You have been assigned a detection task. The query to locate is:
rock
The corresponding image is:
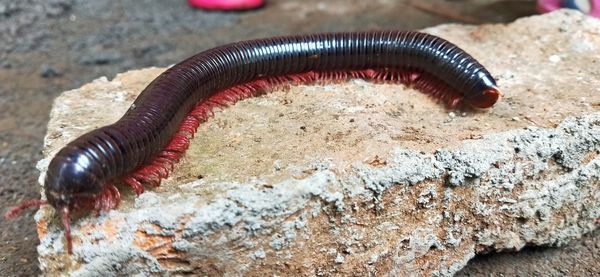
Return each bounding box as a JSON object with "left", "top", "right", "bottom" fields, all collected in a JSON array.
[
  {"left": 35, "top": 10, "right": 600, "bottom": 276},
  {"left": 76, "top": 46, "right": 123, "bottom": 65},
  {"left": 38, "top": 63, "right": 62, "bottom": 78}
]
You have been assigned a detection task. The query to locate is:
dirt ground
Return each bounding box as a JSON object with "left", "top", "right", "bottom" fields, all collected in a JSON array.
[{"left": 0, "top": 0, "right": 597, "bottom": 276}]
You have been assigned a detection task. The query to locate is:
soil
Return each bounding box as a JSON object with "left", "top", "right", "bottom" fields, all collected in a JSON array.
[{"left": 0, "top": 0, "right": 596, "bottom": 276}]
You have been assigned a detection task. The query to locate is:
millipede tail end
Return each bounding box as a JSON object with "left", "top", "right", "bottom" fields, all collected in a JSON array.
[{"left": 469, "top": 86, "right": 502, "bottom": 109}]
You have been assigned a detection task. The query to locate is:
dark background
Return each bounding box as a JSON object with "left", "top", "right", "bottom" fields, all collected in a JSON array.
[{"left": 1, "top": 0, "right": 598, "bottom": 276}]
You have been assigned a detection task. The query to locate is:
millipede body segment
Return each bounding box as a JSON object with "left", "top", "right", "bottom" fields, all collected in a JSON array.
[{"left": 6, "top": 31, "right": 500, "bottom": 254}]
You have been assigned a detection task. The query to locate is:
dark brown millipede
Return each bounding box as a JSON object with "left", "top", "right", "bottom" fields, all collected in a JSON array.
[{"left": 6, "top": 31, "right": 501, "bottom": 254}]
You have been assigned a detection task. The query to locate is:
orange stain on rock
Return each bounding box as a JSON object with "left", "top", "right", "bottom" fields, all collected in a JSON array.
[
  {"left": 134, "top": 229, "right": 173, "bottom": 253},
  {"left": 77, "top": 216, "right": 123, "bottom": 242},
  {"left": 36, "top": 218, "right": 48, "bottom": 238}
]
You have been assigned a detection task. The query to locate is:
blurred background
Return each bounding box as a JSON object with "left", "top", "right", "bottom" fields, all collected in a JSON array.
[{"left": 0, "top": 0, "right": 597, "bottom": 276}]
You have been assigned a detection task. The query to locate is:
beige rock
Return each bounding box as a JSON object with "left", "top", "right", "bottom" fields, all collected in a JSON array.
[{"left": 36, "top": 10, "right": 600, "bottom": 276}]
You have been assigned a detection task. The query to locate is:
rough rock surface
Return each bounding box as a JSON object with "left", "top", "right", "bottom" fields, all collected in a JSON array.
[{"left": 35, "top": 10, "right": 599, "bottom": 276}]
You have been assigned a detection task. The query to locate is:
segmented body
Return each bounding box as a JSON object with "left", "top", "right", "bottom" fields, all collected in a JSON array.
[{"left": 9, "top": 31, "right": 501, "bottom": 254}]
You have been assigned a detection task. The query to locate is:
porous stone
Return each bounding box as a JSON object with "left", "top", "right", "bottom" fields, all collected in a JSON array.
[{"left": 35, "top": 10, "right": 600, "bottom": 276}]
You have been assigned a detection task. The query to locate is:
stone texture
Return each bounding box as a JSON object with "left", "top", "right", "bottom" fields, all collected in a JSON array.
[{"left": 35, "top": 10, "right": 599, "bottom": 276}]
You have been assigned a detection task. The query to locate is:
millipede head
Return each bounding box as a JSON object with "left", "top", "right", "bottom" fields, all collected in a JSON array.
[{"left": 44, "top": 147, "right": 105, "bottom": 209}]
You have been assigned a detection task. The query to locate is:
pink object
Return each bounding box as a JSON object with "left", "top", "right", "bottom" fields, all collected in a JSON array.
[
  {"left": 537, "top": 0, "right": 562, "bottom": 13},
  {"left": 188, "top": 0, "right": 264, "bottom": 10},
  {"left": 537, "top": 0, "right": 600, "bottom": 17}
]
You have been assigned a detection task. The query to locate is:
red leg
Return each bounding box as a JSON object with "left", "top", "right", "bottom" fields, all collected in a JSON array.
[
  {"left": 91, "top": 183, "right": 121, "bottom": 213},
  {"left": 123, "top": 176, "right": 145, "bottom": 195},
  {"left": 118, "top": 67, "right": 465, "bottom": 197}
]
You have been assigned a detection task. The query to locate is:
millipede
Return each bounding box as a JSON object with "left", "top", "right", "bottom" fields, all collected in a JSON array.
[{"left": 5, "top": 31, "right": 501, "bottom": 254}]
